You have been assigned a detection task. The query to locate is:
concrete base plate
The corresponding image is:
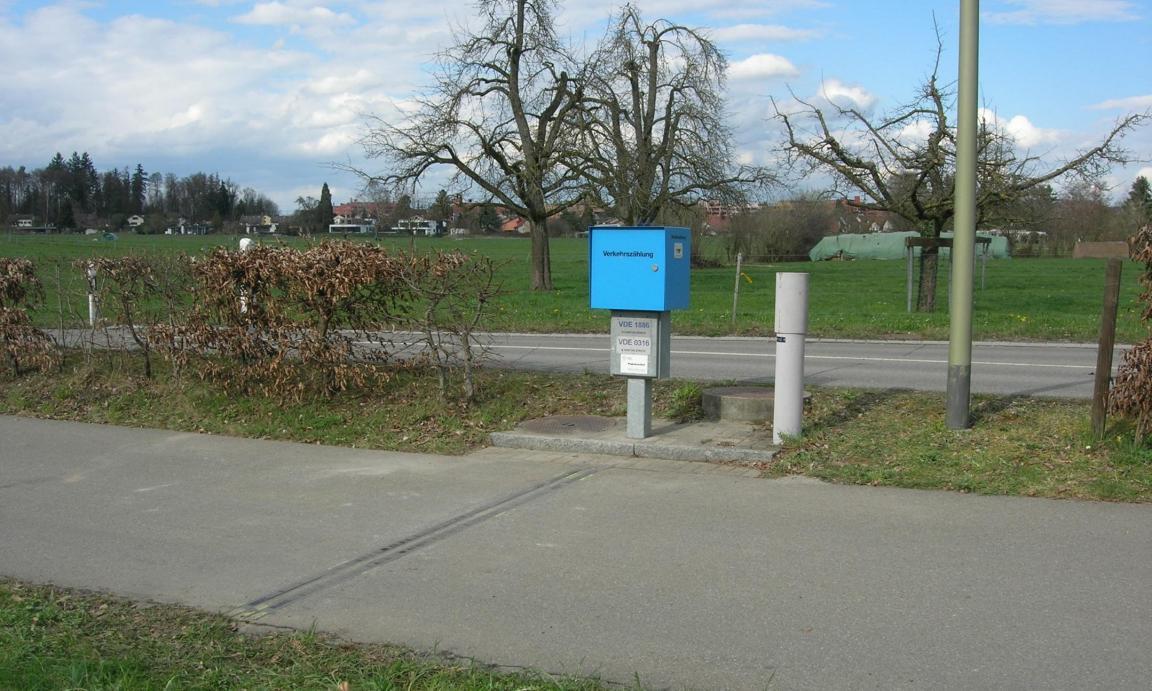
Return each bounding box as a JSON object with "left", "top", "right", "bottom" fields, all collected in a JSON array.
[
  {"left": 491, "top": 415, "right": 778, "bottom": 464},
  {"left": 702, "top": 386, "right": 774, "bottom": 422},
  {"left": 702, "top": 387, "right": 813, "bottom": 423}
]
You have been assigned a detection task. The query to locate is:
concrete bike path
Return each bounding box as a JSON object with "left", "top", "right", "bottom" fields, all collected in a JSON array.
[{"left": 2, "top": 415, "right": 1149, "bottom": 690}]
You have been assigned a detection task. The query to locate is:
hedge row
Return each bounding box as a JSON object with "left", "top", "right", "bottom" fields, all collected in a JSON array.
[{"left": 0, "top": 242, "right": 500, "bottom": 403}]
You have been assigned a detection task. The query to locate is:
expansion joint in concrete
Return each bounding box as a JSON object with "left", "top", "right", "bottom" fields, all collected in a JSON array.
[{"left": 231, "top": 466, "right": 600, "bottom": 620}]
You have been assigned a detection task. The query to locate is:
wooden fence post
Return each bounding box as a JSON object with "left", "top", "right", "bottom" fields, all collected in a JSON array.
[
  {"left": 731, "top": 252, "right": 743, "bottom": 328},
  {"left": 1092, "top": 258, "right": 1123, "bottom": 439}
]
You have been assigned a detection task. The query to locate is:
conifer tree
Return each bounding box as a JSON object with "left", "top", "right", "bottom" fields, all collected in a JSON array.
[
  {"left": 130, "top": 164, "right": 147, "bottom": 215},
  {"left": 318, "top": 182, "right": 335, "bottom": 231},
  {"left": 1125, "top": 176, "right": 1152, "bottom": 226}
]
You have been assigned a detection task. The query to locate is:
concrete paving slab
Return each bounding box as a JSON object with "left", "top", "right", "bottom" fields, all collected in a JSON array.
[
  {"left": 491, "top": 415, "right": 778, "bottom": 463},
  {"left": 0, "top": 416, "right": 572, "bottom": 609},
  {"left": 3, "top": 415, "right": 1151, "bottom": 690},
  {"left": 261, "top": 468, "right": 1152, "bottom": 690}
]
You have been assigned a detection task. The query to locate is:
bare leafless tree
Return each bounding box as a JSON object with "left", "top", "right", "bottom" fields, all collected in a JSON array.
[
  {"left": 774, "top": 47, "right": 1147, "bottom": 311},
  {"left": 358, "top": 0, "right": 583, "bottom": 290},
  {"left": 577, "top": 4, "right": 771, "bottom": 225}
]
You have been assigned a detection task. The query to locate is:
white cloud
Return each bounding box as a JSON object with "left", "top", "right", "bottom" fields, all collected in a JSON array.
[
  {"left": 233, "top": 2, "right": 355, "bottom": 27},
  {"left": 727, "top": 53, "right": 799, "bottom": 81},
  {"left": 1103, "top": 166, "right": 1152, "bottom": 200},
  {"left": 305, "top": 69, "right": 380, "bottom": 95},
  {"left": 295, "top": 130, "right": 358, "bottom": 155},
  {"left": 984, "top": 0, "right": 1139, "bottom": 25},
  {"left": 701, "top": 0, "right": 830, "bottom": 21},
  {"left": 980, "top": 109, "right": 1064, "bottom": 148},
  {"left": 167, "top": 104, "right": 207, "bottom": 129},
  {"left": 897, "top": 119, "right": 935, "bottom": 145},
  {"left": 1, "top": 0, "right": 1139, "bottom": 213},
  {"left": 1003, "top": 115, "right": 1063, "bottom": 148},
  {"left": 709, "top": 23, "right": 821, "bottom": 42},
  {"left": 818, "top": 79, "right": 875, "bottom": 110},
  {"left": 0, "top": 8, "right": 309, "bottom": 162},
  {"left": 1090, "top": 94, "right": 1152, "bottom": 110},
  {"left": 554, "top": 0, "right": 828, "bottom": 24}
]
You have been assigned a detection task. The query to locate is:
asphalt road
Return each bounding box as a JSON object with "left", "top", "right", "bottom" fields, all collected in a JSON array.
[
  {"left": 57, "top": 328, "right": 1126, "bottom": 399},
  {"left": 480, "top": 333, "right": 1129, "bottom": 398}
]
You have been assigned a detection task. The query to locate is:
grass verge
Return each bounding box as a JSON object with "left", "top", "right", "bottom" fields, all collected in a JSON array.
[
  {"left": 0, "top": 352, "right": 689, "bottom": 456},
  {"left": 2, "top": 353, "right": 1149, "bottom": 502},
  {"left": 0, "top": 579, "right": 606, "bottom": 690},
  {"left": 770, "top": 389, "right": 1152, "bottom": 502}
]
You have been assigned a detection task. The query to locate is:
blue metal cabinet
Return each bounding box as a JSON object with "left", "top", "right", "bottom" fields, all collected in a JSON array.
[{"left": 589, "top": 227, "right": 691, "bottom": 311}]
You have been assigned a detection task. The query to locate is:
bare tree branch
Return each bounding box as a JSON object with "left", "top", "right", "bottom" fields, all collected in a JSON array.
[
  {"left": 575, "top": 3, "right": 774, "bottom": 225},
  {"left": 350, "top": 0, "right": 582, "bottom": 290},
  {"left": 773, "top": 38, "right": 1148, "bottom": 311}
]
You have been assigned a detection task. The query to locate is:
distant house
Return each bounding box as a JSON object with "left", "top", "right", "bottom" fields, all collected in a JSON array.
[
  {"left": 393, "top": 217, "right": 444, "bottom": 236},
  {"left": 240, "top": 214, "right": 278, "bottom": 234},
  {"left": 334, "top": 200, "right": 391, "bottom": 220},
  {"left": 14, "top": 215, "right": 34, "bottom": 228},
  {"left": 500, "top": 217, "right": 527, "bottom": 234},
  {"left": 126, "top": 214, "right": 145, "bottom": 228},
  {"left": 329, "top": 219, "right": 376, "bottom": 234}
]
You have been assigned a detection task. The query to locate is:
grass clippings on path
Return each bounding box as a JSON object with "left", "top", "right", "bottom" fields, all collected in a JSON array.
[
  {"left": 770, "top": 389, "right": 1152, "bottom": 502},
  {"left": 0, "top": 580, "right": 606, "bottom": 690}
]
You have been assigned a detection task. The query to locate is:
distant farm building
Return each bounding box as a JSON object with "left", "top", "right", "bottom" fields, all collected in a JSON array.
[
  {"left": 808, "top": 231, "right": 1010, "bottom": 261},
  {"left": 166, "top": 219, "right": 211, "bottom": 235}
]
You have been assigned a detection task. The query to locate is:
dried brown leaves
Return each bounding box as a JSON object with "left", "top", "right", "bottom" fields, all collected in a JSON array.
[
  {"left": 158, "top": 242, "right": 498, "bottom": 401},
  {"left": 1110, "top": 226, "right": 1152, "bottom": 442},
  {"left": 0, "top": 257, "right": 59, "bottom": 375},
  {"left": 5, "top": 243, "right": 500, "bottom": 402}
]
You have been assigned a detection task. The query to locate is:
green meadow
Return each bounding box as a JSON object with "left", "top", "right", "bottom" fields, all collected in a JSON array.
[{"left": 1, "top": 231, "right": 1145, "bottom": 342}]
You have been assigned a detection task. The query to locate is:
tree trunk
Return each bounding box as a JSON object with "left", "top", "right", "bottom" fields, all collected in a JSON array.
[
  {"left": 530, "top": 217, "right": 553, "bottom": 291},
  {"left": 917, "top": 245, "right": 939, "bottom": 312}
]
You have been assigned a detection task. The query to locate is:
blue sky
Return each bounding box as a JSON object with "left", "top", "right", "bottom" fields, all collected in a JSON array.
[{"left": 1, "top": 0, "right": 1149, "bottom": 211}]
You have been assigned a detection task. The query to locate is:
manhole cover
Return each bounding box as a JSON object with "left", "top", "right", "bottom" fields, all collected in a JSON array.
[{"left": 519, "top": 415, "right": 615, "bottom": 434}]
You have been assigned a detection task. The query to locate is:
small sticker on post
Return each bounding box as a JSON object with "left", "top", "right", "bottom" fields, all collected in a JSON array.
[
  {"left": 777, "top": 335, "right": 786, "bottom": 343},
  {"left": 620, "top": 354, "right": 650, "bottom": 375},
  {"left": 673, "top": 242, "right": 684, "bottom": 259}
]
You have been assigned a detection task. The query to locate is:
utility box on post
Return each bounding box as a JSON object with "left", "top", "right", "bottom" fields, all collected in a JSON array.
[
  {"left": 589, "top": 226, "right": 691, "bottom": 438},
  {"left": 590, "top": 226, "right": 691, "bottom": 312}
]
